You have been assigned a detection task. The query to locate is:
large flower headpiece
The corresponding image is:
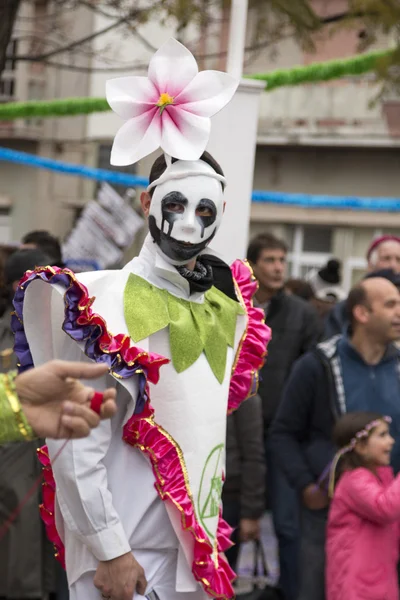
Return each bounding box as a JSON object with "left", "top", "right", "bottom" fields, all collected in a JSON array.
[{"left": 106, "top": 38, "right": 239, "bottom": 167}]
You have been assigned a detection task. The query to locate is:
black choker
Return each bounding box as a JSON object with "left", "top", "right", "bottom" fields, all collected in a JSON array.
[{"left": 176, "top": 258, "right": 213, "bottom": 293}]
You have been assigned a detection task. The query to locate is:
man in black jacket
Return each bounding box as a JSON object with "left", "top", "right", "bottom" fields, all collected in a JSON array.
[
  {"left": 222, "top": 395, "right": 266, "bottom": 571},
  {"left": 270, "top": 277, "right": 400, "bottom": 600},
  {"left": 248, "top": 233, "right": 321, "bottom": 600}
]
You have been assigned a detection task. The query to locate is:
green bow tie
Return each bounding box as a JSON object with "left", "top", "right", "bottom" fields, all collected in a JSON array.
[{"left": 124, "top": 274, "right": 245, "bottom": 383}]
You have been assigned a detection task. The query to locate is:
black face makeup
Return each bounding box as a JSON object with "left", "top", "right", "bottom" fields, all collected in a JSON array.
[
  {"left": 149, "top": 191, "right": 218, "bottom": 262},
  {"left": 149, "top": 166, "right": 224, "bottom": 265},
  {"left": 160, "top": 192, "right": 217, "bottom": 240},
  {"left": 148, "top": 215, "right": 217, "bottom": 262},
  {"left": 161, "top": 192, "right": 188, "bottom": 238},
  {"left": 195, "top": 198, "right": 217, "bottom": 238}
]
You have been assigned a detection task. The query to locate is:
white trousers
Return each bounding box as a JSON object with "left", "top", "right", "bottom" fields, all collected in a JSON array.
[{"left": 69, "top": 550, "right": 208, "bottom": 600}]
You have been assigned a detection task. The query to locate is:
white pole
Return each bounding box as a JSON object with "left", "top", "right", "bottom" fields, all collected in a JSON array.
[{"left": 226, "top": 0, "right": 248, "bottom": 79}]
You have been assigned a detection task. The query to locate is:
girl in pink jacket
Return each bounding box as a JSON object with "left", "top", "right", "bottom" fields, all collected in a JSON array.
[{"left": 326, "top": 410, "right": 400, "bottom": 600}]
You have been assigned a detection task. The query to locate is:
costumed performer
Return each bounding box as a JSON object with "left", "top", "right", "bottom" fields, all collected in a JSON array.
[{"left": 12, "top": 38, "right": 271, "bottom": 600}]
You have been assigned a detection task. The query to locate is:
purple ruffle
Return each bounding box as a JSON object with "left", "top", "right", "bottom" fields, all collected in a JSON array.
[{"left": 12, "top": 267, "right": 168, "bottom": 414}]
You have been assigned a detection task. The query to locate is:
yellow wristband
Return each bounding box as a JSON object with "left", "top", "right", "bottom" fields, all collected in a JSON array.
[{"left": 3, "top": 371, "right": 35, "bottom": 441}]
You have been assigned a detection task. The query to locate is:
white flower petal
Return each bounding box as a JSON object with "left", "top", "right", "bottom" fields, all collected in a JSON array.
[
  {"left": 106, "top": 76, "right": 158, "bottom": 119},
  {"left": 148, "top": 38, "right": 198, "bottom": 98},
  {"left": 110, "top": 108, "right": 160, "bottom": 166},
  {"left": 176, "top": 70, "right": 239, "bottom": 117},
  {"left": 161, "top": 106, "right": 210, "bottom": 160}
]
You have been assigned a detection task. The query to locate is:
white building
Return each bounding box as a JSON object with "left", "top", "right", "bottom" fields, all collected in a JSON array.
[
  {"left": 0, "top": 0, "right": 94, "bottom": 241},
  {"left": 2, "top": 1, "right": 400, "bottom": 287}
]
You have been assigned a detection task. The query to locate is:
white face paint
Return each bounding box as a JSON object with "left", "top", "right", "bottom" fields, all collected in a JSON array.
[{"left": 148, "top": 160, "right": 225, "bottom": 265}]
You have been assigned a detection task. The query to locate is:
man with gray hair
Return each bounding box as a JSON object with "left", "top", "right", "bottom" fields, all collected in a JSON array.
[{"left": 367, "top": 235, "right": 400, "bottom": 272}]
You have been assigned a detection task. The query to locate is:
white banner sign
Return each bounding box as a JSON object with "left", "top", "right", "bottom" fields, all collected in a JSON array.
[{"left": 63, "top": 184, "right": 144, "bottom": 270}]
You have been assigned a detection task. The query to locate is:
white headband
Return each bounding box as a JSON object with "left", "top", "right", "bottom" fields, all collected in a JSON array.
[
  {"left": 146, "top": 156, "right": 226, "bottom": 193},
  {"left": 147, "top": 170, "right": 226, "bottom": 193}
]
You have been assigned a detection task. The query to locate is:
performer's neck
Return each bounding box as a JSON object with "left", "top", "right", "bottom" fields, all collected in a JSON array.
[{"left": 185, "top": 258, "right": 196, "bottom": 271}]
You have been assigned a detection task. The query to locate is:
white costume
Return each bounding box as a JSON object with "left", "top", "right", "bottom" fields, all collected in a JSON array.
[{"left": 12, "top": 39, "right": 270, "bottom": 600}]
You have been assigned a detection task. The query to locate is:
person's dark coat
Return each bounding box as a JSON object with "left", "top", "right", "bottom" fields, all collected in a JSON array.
[
  {"left": 323, "top": 300, "right": 347, "bottom": 339},
  {"left": 258, "top": 291, "right": 321, "bottom": 429},
  {"left": 222, "top": 395, "right": 266, "bottom": 519},
  {"left": 269, "top": 335, "right": 400, "bottom": 494}
]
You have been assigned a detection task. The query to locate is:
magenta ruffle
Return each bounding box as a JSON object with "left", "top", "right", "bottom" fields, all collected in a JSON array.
[
  {"left": 228, "top": 260, "right": 271, "bottom": 414},
  {"left": 123, "top": 403, "right": 236, "bottom": 600},
  {"left": 37, "top": 446, "right": 65, "bottom": 567}
]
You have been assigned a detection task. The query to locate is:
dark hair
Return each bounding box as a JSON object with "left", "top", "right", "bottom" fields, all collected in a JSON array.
[
  {"left": 247, "top": 233, "right": 288, "bottom": 264},
  {"left": 285, "top": 278, "right": 314, "bottom": 301},
  {"left": 5, "top": 248, "right": 51, "bottom": 285},
  {"left": 22, "top": 230, "right": 63, "bottom": 266},
  {"left": 332, "top": 411, "right": 386, "bottom": 485},
  {"left": 364, "top": 268, "right": 400, "bottom": 288},
  {"left": 148, "top": 151, "right": 225, "bottom": 197},
  {"left": 346, "top": 282, "right": 370, "bottom": 330},
  {"left": 0, "top": 246, "right": 18, "bottom": 317},
  {"left": 4, "top": 248, "right": 51, "bottom": 308}
]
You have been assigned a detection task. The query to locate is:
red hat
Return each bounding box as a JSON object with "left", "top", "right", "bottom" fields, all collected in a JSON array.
[{"left": 367, "top": 235, "right": 400, "bottom": 260}]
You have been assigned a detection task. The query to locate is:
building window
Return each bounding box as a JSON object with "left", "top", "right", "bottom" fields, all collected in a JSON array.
[
  {"left": 25, "top": 80, "right": 45, "bottom": 126},
  {"left": 0, "top": 79, "right": 15, "bottom": 99},
  {"left": 287, "top": 225, "right": 333, "bottom": 278},
  {"left": 302, "top": 225, "right": 333, "bottom": 253},
  {"left": 4, "top": 39, "right": 17, "bottom": 72}
]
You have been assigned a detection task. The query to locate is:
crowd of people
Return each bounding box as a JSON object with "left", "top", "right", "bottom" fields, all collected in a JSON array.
[
  {"left": 1, "top": 226, "right": 400, "bottom": 600},
  {"left": 223, "top": 231, "right": 400, "bottom": 600}
]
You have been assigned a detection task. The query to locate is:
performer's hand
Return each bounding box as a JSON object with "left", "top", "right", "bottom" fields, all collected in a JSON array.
[
  {"left": 94, "top": 552, "right": 147, "bottom": 600},
  {"left": 15, "top": 360, "right": 117, "bottom": 439},
  {"left": 302, "top": 484, "right": 329, "bottom": 510},
  {"left": 239, "top": 518, "right": 261, "bottom": 542}
]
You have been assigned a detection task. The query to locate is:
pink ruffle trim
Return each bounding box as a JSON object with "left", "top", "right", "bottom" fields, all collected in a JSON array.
[
  {"left": 123, "top": 403, "right": 236, "bottom": 600},
  {"left": 228, "top": 260, "right": 271, "bottom": 414},
  {"left": 37, "top": 446, "right": 65, "bottom": 567}
]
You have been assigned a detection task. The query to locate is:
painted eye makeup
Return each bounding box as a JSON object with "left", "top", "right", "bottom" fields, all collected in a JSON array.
[
  {"left": 165, "top": 202, "right": 185, "bottom": 214},
  {"left": 161, "top": 192, "right": 188, "bottom": 237},
  {"left": 195, "top": 199, "right": 217, "bottom": 238}
]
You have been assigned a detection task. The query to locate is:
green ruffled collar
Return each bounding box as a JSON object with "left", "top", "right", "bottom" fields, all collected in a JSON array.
[{"left": 124, "top": 274, "right": 245, "bottom": 383}]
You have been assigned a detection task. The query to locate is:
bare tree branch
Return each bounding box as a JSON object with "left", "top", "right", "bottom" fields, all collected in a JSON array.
[
  {"left": 9, "top": 15, "right": 128, "bottom": 62},
  {"left": 1, "top": 0, "right": 398, "bottom": 89},
  {"left": 16, "top": 35, "right": 277, "bottom": 73},
  {"left": 319, "top": 10, "right": 380, "bottom": 25}
]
